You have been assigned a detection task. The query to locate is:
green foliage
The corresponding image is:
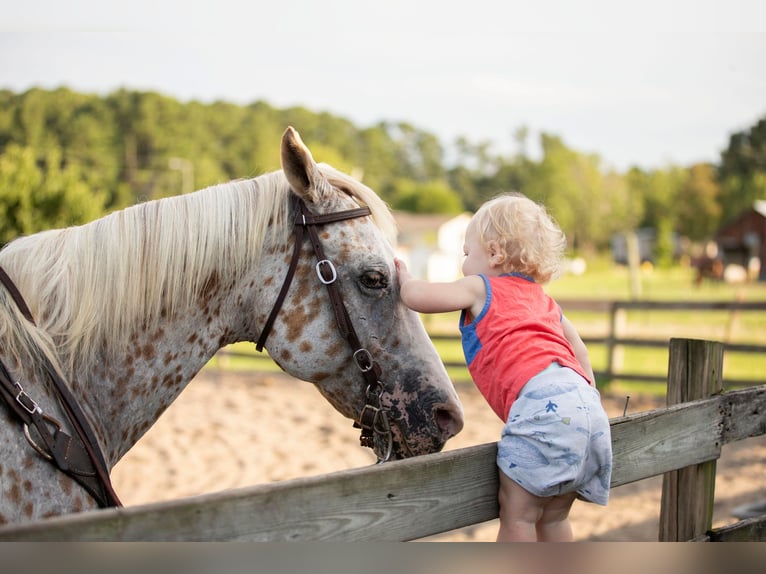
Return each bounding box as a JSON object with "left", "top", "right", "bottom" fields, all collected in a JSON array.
[
  {"left": 675, "top": 163, "right": 721, "bottom": 241},
  {"left": 0, "top": 87, "right": 763, "bottom": 263},
  {"left": 719, "top": 118, "right": 766, "bottom": 222},
  {"left": 390, "top": 179, "right": 464, "bottom": 214},
  {"left": 0, "top": 144, "right": 107, "bottom": 244},
  {"left": 523, "top": 134, "right": 614, "bottom": 253}
]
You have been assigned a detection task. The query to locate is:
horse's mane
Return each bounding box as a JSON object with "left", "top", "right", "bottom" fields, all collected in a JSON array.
[{"left": 0, "top": 165, "right": 395, "bottom": 377}]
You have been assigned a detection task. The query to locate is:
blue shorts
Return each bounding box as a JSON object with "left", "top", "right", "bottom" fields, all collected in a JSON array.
[{"left": 496, "top": 363, "right": 612, "bottom": 505}]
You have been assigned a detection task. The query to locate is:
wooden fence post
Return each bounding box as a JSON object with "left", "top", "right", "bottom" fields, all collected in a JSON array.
[
  {"left": 605, "top": 302, "right": 626, "bottom": 381},
  {"left": 659, "top": 338, "right": 724, "bottom": 541}
]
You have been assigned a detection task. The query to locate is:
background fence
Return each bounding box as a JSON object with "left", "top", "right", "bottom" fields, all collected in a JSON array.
[
  {"left": 562, "top": 300, "right": 766, "bottom": 386},
  {"left": 213, "top": 299, "right": 766, "bottom": 387},
  {"left": 0, "top": 338, "right": 764, "bottom": 541}
]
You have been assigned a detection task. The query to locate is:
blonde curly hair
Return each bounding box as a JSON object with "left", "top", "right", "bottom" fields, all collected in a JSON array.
[{"left": 472, "top": 192, "right": 567, "bottom": 284}]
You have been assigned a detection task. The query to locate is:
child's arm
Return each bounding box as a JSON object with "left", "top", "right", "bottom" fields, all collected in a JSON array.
[
  {"left": 562, "top": 315, "right": 596, "bottom": 384},
  {"left": 395, "top": 258, "right": 484, "bottom": 316}
]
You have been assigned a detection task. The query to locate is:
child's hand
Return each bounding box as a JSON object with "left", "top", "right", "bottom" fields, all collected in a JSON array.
[{"left": 394, "top": 258, "right": 411, "bottom": 287}]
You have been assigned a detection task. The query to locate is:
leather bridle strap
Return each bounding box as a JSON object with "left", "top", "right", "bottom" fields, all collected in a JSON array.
[
  {"left": 255, "top": 195, "right": 392, "bottom": 457},
  {"left": 299, "top": 199, "right": 381, "bottom": 377},
  {"left": 254, "top": 214, "right": 304, "bottom": 353},
  {"left": 0, "top": 265, "right": 121, "bottom": 508},
  {"left": 255, "top": 195, "right": 372, "bottom": 351},
  {"left": 0, "top": 266, "right": 34, "bottom": 323}
]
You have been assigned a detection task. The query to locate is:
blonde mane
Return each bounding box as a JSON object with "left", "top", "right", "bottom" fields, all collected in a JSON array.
[{"left": 0, "top": 166, "right": 395, "bottom": 377}]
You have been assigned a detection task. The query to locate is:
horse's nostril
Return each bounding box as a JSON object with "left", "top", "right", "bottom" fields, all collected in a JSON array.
[{"left": 435, "top": 407, "right": 464, "bottom": 439}]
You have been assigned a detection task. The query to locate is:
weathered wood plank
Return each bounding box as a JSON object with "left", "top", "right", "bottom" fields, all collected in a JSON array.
[
  {"left": 1, "top": 386, "right": 763, "bottom": 541},
  {"left": 722, "top": 386, "right": 766, "bottom": 443},
  {"left": 609, "top": 398, "right": 722, "bottom": 486},
  {"left": 0, "top": 444, "right": 500, "bottom": 541},
  {"left": 693, "top": 515, "right": 766, "bottom": 542}
]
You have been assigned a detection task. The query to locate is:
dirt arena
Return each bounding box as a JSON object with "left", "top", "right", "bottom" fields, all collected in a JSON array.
[{"left": 111, "top": 369, "right": 766, "bottom": 541}]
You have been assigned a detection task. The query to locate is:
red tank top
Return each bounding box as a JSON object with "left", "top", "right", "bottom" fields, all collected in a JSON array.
[{"left": 459, "top": 273, "right": 591, "bottom": 420}]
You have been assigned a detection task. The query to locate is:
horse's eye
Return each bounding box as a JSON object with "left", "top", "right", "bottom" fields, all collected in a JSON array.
[{"left": 359, "top": 270, "right": 388, "bottom": 290}]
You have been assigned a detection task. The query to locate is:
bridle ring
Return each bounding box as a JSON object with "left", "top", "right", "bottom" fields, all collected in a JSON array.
[
  {"left": 315, "top": 259, "right": 337, "bottom": 284},
  {"left": 354, "top": 348, "right": 374, "bottom": 372}
]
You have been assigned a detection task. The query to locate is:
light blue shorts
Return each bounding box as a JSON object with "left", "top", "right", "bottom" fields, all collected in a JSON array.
[{"left": 496, "top": 363, "right": 612, "bottom": 505}]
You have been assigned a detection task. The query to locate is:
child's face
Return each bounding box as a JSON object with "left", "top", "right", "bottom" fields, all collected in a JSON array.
[{"left": 461, "top": 220, "right": 493, "bottom": 277}]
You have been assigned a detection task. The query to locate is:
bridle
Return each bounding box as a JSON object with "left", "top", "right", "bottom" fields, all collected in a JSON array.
[{"left": 255, "top": 194, "right": 394, "bottom": 462}]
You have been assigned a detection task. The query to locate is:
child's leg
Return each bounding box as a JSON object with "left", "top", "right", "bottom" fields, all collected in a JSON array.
[
  {"left": 496, "top": 471, "right": 545, "bottom": 541},
  {"left": 537, "top": 491, "right": 577, "bottom": 541},
  {"left": 496, "top": 471, "right": 577, "bottom": 542}
]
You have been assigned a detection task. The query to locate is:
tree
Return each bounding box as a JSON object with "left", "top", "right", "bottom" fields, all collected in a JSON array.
[
  {"left": 645, "top": 167, "right": 687, "bottom": 267},
  {"left": 389, "top": 179, "right": 464, "bottom": 214},
  {"left": 605, "top": 168, "right": 643, "bottom": 234},
  {"left": 675, "top": 163, "right": 721, "bottom": 241},
  {"left": 525, "top": 134, "right": 608, "bottom": 253},
  {"left": 718, "top": 117, "right": 766, "bottom": 222},
  {"left": 0, "top": 144, "right": 107, "bottom": 245},
  {"left": 384, "top": 122, "right": 446, "bottom": 182}
]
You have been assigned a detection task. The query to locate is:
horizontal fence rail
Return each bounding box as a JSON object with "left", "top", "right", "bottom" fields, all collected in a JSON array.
[{"left": 576, "top": 300, "right": 766, "bottom": 386}]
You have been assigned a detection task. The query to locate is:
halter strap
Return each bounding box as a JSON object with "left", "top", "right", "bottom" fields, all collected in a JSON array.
[
  {"left": 0, "top": 266, "right": 34, "bottom": 323},
  {"left": 255, "top": 195, "right": 392, "bottom": 459},
  {"left": 0, "top": 265, "right": 122, "bottom": 508},
  {"left": 255, "top": 195, "right": 372, "bottom": 351}
]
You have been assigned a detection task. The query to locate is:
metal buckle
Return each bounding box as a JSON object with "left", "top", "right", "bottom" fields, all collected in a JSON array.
[
  {"left": 357, "top": 402, "right": 393, "bottom": 463},
  {"left": 353, "top": 349, "right": 374, "bottom": 373},
  {"left": 358, "top": 403, "right": 380, "bottom": 429},
  {"left": 23, "top": 414, "right": 62, "bottom": 462},
  {"left": 315, "top": 260, "right": 337, "bottom": 284},
  {"left": 15, "top": 382, "right": 41, "bottom": 415}
]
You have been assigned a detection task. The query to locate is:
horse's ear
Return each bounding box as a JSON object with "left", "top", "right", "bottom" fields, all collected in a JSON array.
[{"left": 281, "top": 126, "right": 325, "bottom": 204}]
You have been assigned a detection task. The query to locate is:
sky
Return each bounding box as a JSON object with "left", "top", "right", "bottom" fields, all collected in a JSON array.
[{"left": 1, "top": 0, "right": 765, "bottom": 171}]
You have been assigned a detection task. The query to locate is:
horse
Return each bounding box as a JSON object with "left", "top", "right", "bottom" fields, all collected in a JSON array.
[{"left": 0, "top": 126, "right": 464, "bottom": 526}]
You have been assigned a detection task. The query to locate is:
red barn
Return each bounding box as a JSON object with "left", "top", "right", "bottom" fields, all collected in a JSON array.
[{"left": 715, "top": 200, "right": 766, "bottom": 281}]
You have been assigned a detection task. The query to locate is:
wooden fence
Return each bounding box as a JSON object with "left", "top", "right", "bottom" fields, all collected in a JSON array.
[
  {"left": 0, "top": 338, "right": 764, "bottom": 541},
  {"left": 564, "top": 299, "right": 766, "bottom": 386}
]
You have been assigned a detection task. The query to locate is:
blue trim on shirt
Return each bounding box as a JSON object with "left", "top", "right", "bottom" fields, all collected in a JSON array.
[
  {"left": 459, "top": 274, "right": 492, "bottom": 365},
  {"left": 505, "top": 271, "right": 535, "bottom": 282}
]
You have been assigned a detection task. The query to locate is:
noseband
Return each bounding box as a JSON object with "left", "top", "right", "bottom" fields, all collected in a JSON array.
[{"left": 255, "top": 194, "right": 394, "bottom": 462}]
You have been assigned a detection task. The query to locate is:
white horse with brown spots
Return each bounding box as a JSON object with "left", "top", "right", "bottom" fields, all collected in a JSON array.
[{"left": 0, "top": 127, "right": 463, "bottom": 526}]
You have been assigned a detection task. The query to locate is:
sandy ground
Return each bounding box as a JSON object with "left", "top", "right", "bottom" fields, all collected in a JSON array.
[{"left": 110, "top": 369, "right": 766, "bottom": 542}]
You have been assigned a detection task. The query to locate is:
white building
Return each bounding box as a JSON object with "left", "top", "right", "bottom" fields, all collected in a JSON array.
[{"left": 394, "top": 211, "right": 472, "bottom": 282}]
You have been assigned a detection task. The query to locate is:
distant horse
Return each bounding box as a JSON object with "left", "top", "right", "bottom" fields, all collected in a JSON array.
[
  {"left": 692, "top": 256, "right": 724, "bottom": 286},
  {"left": 0, "top": 127, "right": 464, "bottom": 526}
]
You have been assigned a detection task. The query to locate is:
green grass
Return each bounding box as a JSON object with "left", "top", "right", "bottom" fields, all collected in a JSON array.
[{"left": 547, "top": 260, "right": 766, "bottom": 302}]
